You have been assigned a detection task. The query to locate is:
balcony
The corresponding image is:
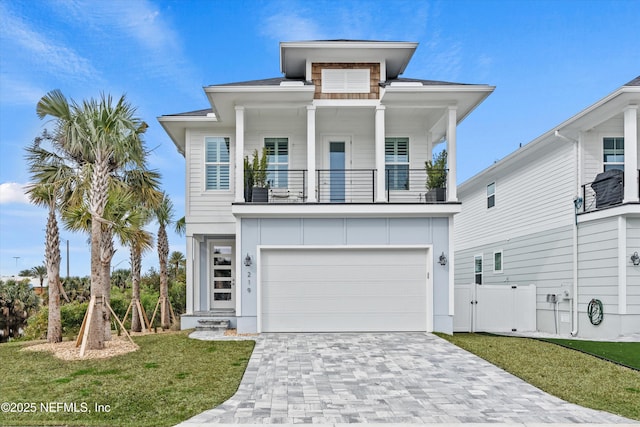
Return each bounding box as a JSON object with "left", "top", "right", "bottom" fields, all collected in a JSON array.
[
  {"left": 581, "top": 169, "right": 640, "bottom": 213},
  {"left": 243, "top": 169, "right": 449, "bottom": 204}
]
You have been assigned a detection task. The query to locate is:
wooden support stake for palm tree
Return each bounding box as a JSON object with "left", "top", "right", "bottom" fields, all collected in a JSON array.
[
  {"left": 149, "top": 296, "right": 176, "bottom": 329},
  {"left": 77, "top": 295, "right": 134, "bottom": 357},
  {"left": 122, "top": 298, "right": 150, "bottom": 332}
]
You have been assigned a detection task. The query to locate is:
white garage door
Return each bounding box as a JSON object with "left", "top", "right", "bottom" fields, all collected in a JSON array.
[{"left": 260, "top": 247, "right": 428, "bottom": 332}]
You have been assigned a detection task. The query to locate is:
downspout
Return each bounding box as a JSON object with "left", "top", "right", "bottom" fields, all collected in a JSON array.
[{"left": 557, "top": 131, "right": 580, "bottom": 337}]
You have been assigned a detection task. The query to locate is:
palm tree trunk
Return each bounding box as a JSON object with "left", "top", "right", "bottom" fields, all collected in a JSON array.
[
  {"left": 100, "top": 227, "right": 114, "bottom": 340},
  {"left": 45, "top": 201, "right": 62, "bottom": 343},
  {"left": 87, "top": 155, "right": 110, "bottom": 350},
  {"left": 131, "top": 245, "right": 142, "bottom": 332},
  {"left": 158, "top": 225, "right": 170, "bottom": 329}
]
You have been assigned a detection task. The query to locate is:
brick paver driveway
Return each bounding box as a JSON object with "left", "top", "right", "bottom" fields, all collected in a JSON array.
[{"left": 177, "top": 333, "right": 636, "bottom": 425}]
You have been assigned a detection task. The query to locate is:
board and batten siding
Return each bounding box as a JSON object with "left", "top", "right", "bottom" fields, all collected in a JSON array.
[
  {"left": 577, "top": 217, "right": 620, "bottom": 313},
  {"left": 186, "top": 129, "right": 236, "bottom": 228},
  {"left": 627, "top": 218, "right": 640, "bottom": 315},
  {"left": 455, "top": 139, "right": 576, "bottom": 251}
]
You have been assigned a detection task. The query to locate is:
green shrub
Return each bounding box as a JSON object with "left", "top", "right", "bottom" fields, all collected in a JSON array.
[
  {"left": 23, "top": 301, "right": 89, "bottom": 340},
  {"left": 170, "top": 281, "right": 186, "bottom": 316}
]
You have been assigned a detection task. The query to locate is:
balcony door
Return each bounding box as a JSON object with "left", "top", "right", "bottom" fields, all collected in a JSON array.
[{"left": 324, "top": 136, "right": 351, "bottom": 202}]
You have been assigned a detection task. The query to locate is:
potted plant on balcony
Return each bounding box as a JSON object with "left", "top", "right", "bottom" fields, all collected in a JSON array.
[
  {"left": 247, "top": 148, "right": 269, "bottom": 202},
  {"left": 425, "top": 149, "right": 447, "bottom": 202}
]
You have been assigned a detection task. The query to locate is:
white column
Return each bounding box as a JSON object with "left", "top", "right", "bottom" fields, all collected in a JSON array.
[
  {"left": 185, "top": 235, "right": 194, "bottom": 314},
  {"left": 446, "top": 106, "right": 458, "bottom": 202},
  {"left": 375, "top": 105, "right": 386, "bottom": 202},
  {"left": 624, "top": 105, "right": 638, "bottom": 203},
  {"left": 235, "top": 106, "right": 245, "bottom": 202},
  {"left": 306, "top": 105, "right": 317, "bottom": 202}
]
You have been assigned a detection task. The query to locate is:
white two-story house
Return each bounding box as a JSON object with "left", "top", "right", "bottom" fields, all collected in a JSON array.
[
  {"left": 159, "top": 40, "right": 494, "bottom": 334},
  {"left": 454, "top": 77, "right": 640, "bottom": 339}
]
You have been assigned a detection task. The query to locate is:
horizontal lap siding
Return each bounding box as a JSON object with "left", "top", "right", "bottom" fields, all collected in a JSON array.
[
  {"left": 454, "top": 226, "right": 574, "bottom": 306},
  {"left": 628, "top": 218, "right": 640, "bottom": 315},
  {"left": 244, "top": 110, "right": 307, "bottom": 170},
  {"left": 187, "top": 129, "right": 235, "bottom": 225},
  {"left": 581, "top": 116, "right": 624, "bottom": 185},
  {"left": 455, "top": 141, "right": 575, "bottom": 252},
  {"left": 578, "top": 217, "right": 619, "bottom": 312}
]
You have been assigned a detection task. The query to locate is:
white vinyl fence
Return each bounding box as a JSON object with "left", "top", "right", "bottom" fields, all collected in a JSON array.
[{"left": 454, "top": 284, "right": 536, "bottom": 332}]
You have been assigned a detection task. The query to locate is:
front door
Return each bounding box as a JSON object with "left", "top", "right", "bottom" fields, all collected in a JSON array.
[{"left": 210, "top": 241, "right": 234, "bottom": 310}]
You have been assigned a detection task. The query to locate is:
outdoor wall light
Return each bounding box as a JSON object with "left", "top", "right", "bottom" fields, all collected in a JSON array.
[
  {"left": 631, "top": 251, "right": 640, "bottom": 266},
  {"left": 438, "top": 252, "right": 448, "bottom": 266},
  {"left": 244, "top": 253, "right": 253, "bottom": 267}
]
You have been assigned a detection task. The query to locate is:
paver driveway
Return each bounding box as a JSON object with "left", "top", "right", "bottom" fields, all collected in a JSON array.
[{"left": 178, "top": 333, "right": 636, "bottom": 425}]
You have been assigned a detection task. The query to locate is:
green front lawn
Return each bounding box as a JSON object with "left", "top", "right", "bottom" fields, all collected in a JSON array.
[
  {"left": 542, "top": 338, "right": 640, "bottom": 370},
  {"left": 0, "top": 331, "right": 255, "bottom": 426},
  {"left": 438, "top": 333, "right": 640, "bottom": 421}
]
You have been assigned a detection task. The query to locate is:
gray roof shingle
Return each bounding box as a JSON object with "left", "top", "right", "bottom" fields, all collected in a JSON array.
[{"left": 624, "top": 75, "right": 640, "bottom": 86}]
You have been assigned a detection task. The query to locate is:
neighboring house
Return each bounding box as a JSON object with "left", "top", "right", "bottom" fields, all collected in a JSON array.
[
  {"left": 159, "top": 40, "right": 494, "bottom": 333},
  {"left": 454, "top": 77, "right": 640, "bottom": 339}
]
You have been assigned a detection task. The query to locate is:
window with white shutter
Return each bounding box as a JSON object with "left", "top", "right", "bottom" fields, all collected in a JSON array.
[{"left": 321, "top": 69, "right": 370, "bottom": 93}]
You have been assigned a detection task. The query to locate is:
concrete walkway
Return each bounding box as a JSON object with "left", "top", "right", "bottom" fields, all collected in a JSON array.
[{"left": 177, "top": 333, "right": 637, "bottom": 426}]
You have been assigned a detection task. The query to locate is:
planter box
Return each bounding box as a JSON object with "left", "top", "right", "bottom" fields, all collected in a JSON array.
[
  {"left": 425, "top": 188, "right": 446, "bottom": 202},
  {"left": 251, "top": 187, "right": 268, "bottom": 203}
]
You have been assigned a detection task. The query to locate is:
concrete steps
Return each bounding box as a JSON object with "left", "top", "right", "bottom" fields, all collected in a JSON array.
[{"left": 195, "top": 319, "right": 230, "bottom": 332}]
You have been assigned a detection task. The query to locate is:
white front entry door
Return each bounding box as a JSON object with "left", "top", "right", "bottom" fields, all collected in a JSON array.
[{"left": 209, "top": 241, "right": 235, "bottom": 310}]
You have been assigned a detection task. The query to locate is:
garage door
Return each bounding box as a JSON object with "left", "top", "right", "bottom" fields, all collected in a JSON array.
[{"left": 260, "top": 247, "right": 428, "bottom": 332}]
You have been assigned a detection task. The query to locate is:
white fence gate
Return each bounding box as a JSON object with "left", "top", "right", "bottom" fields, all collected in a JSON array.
[{"left": 454, "top": 284, "right": 536, "bottom": 332}]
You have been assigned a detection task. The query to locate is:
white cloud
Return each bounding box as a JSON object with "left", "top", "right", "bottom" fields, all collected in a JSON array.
[
  {"left": 0, "top": 74, "right": 45, "bottom": 106},
  {"left": 261, "top": 11, "right": 325, "bottom": 41},
  {"left": 0, "top": 182, "right": 31, "bottom": 205},
  {"left": 0, "top": 2, "right": 98, "bottom": 81},
  {"left": 53, "top": 0, "right": 201, "bottom": 99}
]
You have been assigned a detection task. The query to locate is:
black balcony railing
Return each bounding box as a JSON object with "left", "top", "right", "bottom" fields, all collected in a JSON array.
[{"left": 244, "top": 168, "right": 449, "bottom": 204}]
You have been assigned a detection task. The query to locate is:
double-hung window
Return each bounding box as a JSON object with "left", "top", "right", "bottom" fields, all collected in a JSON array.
[
  {"left": 265, "top": 137, "right": 288, "bottom": 188},
  {"left": 487, "top": 182, "right": 496, "bottom": 208},
  {"left": 474, "top": 255, "right": 483, "bottom": 285},
  {"left": 603, "top": 137, "right": 624, "bottom": 171},
  {"left": 385, "top": 137, "right": 409, "bottom": 190},
  {"left": 205, "top": 137, "right": 230, "bottom": 190}
]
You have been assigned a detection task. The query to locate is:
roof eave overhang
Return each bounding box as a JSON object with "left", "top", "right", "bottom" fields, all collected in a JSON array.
[
  {"left": 280, "top": 41, "right": 419, "bottom": 79},
  {"left": 157, "top": 115, "right": 219, "bottom": 156},
  {"left": 459, "top": 86, "right": 640, "bottom": 194}
]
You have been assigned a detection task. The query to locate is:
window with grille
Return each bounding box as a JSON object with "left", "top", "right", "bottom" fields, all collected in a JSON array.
[
  {"left": 474, "top": 255, "right": 483, "bottom": 285},
  {"left": 487, "top": 182, "right": 496, "bottom": 208},
  {"left": 603, "top": 137, "right": 624, "bottom": 171}
]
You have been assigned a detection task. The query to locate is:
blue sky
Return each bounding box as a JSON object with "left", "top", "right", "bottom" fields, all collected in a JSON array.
[{"left": 0, "top": 0, "right": 638, "bottom": 278}]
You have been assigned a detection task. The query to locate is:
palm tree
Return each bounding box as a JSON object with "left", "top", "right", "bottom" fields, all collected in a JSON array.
[
  {"left": 37, "top": 90, "right": 151, "bottom": 350},
  {"left": 153, "top": 193, "right": 174, "bottom": 329},
  {"left": 0, "top": 279, "right": 40, "bottom": 342},
  {"left": 168, "top": 251, "right": 185, "bottom": 280},
  {"left": 31, "top": 265, "right": 48, "bottom": 291},
  {"left": 25, "top": 132, "right": 77, "bottom": 343},
  {"left": 122, "top": 209, "right": 153, "bottom": 332},
  {"left": 175, "top": 216, "right": 185, "bottom": 237}
]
